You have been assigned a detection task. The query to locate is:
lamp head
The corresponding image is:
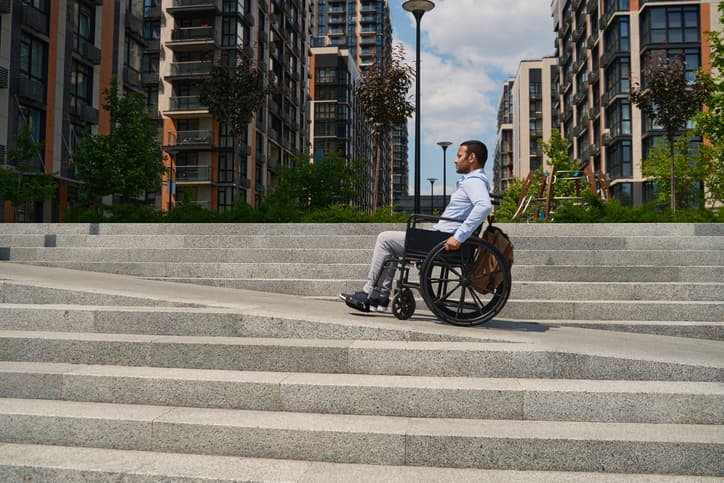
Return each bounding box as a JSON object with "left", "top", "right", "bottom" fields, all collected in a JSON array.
[
  {"left": 437, "top": 141, "right": 452, "bottom": 149},
  {"left": 427, "top": 177, "right": 437, "bottom": 183},
  {"left": 402, "top": 0, "right": 435, "bottom": 14}
]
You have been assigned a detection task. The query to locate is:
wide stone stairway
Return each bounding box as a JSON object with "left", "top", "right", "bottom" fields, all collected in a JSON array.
[{"left": 0, "top": 222, "right": 722, "bottom": 481}]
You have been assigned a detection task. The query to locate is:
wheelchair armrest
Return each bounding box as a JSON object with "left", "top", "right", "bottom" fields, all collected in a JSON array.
[{"left": 407, "top": 213, "right": 466, "bottom": 230}]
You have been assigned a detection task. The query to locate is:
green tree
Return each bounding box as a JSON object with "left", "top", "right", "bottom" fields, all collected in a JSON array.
[
  {"left": 73, "top": 78, "right": 165, "bottom": 208},
  {"left": 356, "top": 43, "right": 415, "bottom": 210},
  {"left": 695, "top": 2, "right": 724, "bottom": 208},
  {"left": 264, "top": 151, "right": 365, "bottom": 211},
  {"left": 540, "top": 128, "right": 579, "bottom": 199},
  {"left": 199, "top": 47, "right": 271, "bottom": 195},
  {"left": 0, "top": 121, "right": 56, "bottom": 212},
  {"left": 642, "top": 131, "right": 706, "bottom": 208},
  {"left": 631, "top": 53, "right": 711, "bottom": 211}
]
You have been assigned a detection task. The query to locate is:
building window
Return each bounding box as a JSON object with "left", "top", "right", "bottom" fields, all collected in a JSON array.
[
  {"left": 604, "top": 57, "right": 630, "bottom": 96},
  {"left": 217, "top": 188, "right": 234, "bottom": 212},
  {"left": 144, "top": 19, "right": 160, "bottom": 40},
  {"left": 606, "top": 99, "right": 631, "bottom": 136},
  {"left": 641, "top": 6, "right": 699, "bottom": 45},
  {"left": 20, "top": 33, "right": 47, "bottom": 83},
  {"left": 606, "top": 139, "right": 632, "bottom": 179},
  {"left": 222, "top": 17, "right": 242, "bottom": 47},
  {"left": 610, "top": 182, "right": 632, "bottom": 206},
  {"left": 316, "top": 67, "right": 336, "bottom": 84},
  {"left": 218, "top": 152, "right": 234, "bottom": 183},
  {"left": 315, "top": 103, "right": 336, "bottom": 120},
  {"left": 70, "top": 61, "right": 93, "bottom": 110},
  {"left": 74, "top": 1, "right": 94, "bottom": 42},
  {"left": 125, "top": 37, "right": 143, "bottom": 71},
  {"left": 22, "top": 0, "right": 49, "bottom": 12},
  {"left": 17, "top": 105, "right": 45, "bottom": 164},
  {"left": 603, "top": 0, "right": 628, "bottom": 14},
  {"left": 604, "top": 16, "right": 629, "bottom": 52}
]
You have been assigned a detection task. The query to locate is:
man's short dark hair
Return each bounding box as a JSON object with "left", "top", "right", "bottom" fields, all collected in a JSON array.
[{"left": 461, "top": 140, "right": 488, "bottom": 168}]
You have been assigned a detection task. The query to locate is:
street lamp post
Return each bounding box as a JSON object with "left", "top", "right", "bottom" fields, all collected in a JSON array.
[
  {"left": 436, "top": 141, "right": 452, "bottom": 206},
  {"left": 403, "top": 0, "right": 435, "bottom": 214},
  {"left": 427, "top": 177, "right": 437, "bottom": 214}
]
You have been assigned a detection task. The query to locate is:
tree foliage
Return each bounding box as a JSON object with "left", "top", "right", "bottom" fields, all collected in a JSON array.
[
  {"left": 0, "top": 121, "right": 56, "bottom": 206},
  {"left": 356, "top": 43, "right": 415, "bottom": 209},
  {"left": 642, "top": 131, "right": 705, "bottom": 209},
  {"left": 540, "top": 128, "right": 579, "bottom": 199},
  {"left": 73, "top": 78, "right": 165, "bottom": 206},
  {"left": 694, "top": 2, "right": 724, "bottom": 208},
  {"left": 264, "top": 151, "right": 365, "bottom": 211},
  {"left": 631, "top": 53, "right": 711, "bottom": 211},
  {"left": 199, "top": 47, "right": 270, "bottom": 139}
]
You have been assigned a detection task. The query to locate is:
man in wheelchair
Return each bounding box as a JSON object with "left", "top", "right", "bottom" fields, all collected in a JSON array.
[{"left": 340, "top": 139, "right": 493, "bottom": 313}]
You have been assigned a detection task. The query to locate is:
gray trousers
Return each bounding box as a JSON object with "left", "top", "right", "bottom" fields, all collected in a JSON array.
[{"left": 363, "top": 230, "right": 406, "bottom": 299}]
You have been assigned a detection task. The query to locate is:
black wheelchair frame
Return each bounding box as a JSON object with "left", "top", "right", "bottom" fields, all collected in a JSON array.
[{"left": 377, "top": 203, "right": 512, "bottom": 326}]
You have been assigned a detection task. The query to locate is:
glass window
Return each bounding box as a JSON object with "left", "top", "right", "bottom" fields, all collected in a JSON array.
[
  {"left": 642, "top": 6, "right": 699, "bottom": 45},
  {"left": 71, "top": 61, "right": 93, "bottom": 108},
  {"left": 20, "top": 33, "right": 47, "bottom": 82},
  {"left": 125, "top": 37, "right": 143, "bottom": 71},
  {"left": 74, "top": 1, "right": 94, "bottom": 41}
]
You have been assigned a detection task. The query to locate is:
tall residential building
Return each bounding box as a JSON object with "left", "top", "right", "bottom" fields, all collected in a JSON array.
[
  {"left": 312, "top": 0, "right": 400, "bottom": 208},
  {"left": 159, "top": 0, "right": 313, "bottom": 211},
  {"left": 493, "top": 58, "right": 557, "bottom": 193},
  {"left": 309, "top": 46, "right": 372, "bottom": 207},
  {"left": 0, "top": 0, "right": 314, "bottom": 221},
  {"left": 0, "top": 0, "right": 138, "bottom": 222},
  {"left": 551, "top": 0, "right": 720, "bottom": 206}
]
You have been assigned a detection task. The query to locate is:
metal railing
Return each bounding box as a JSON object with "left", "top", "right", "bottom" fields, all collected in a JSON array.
[
  {"left": 170, "top": 26, "right": 215, "bottom": 41},
  {"left": 176, "top": 165, "right": 211, "bottom": 181},
  {"left": 168, "top": 130, "right": 212, "bottom": 146},
  {"left": 170, "top": 61, "right": 212, "bottom": 76},
  {"left": 169, "top": 96, "right": 207, "bottom": 111}
]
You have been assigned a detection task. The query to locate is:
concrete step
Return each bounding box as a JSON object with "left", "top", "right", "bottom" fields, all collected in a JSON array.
[
  {"left": 3, "top": 233, "right": 722, "bottom": 251},
  {"left": 500, "top": 299, "right": 724, "bottom": 322},
  {"left": 0, "top": 280, "right": 201, "bottom": 307},
  {"left": 15, "top": 260, "right": 724, "bottom": 284},
  {"left": 1, "top": 222, "right": 722, "bottom": 236},
  {"left": 3, "top": 443, "right": 718, "bottom": 483},
  {"left": 5, "top": 247, "right": 723, "bottom": 266},
  {"left": 547, "top": 319, "right": 724, "bottom": 341},
  {"left": 1, "top": 362, "right": 722, "bottom": 424},
  {"left": 1, "top": 331, "right": 722, "bottom": 381},
  {"left": 0, "top": 398, "right": 721, "bottom": 475},
  {"left": 0, "top": 305, "right": 487, "bottom": 342}
]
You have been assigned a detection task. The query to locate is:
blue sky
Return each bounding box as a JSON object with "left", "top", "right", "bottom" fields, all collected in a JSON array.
[{"left": 388, "top": 0, "right": 555, "bottom": 195}]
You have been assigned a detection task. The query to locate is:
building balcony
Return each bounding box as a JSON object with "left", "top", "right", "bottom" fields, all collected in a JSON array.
[
  {"left": 601, "top": 49, "right": 628, "bottom": 67},
  {"left": 600, "top": 7, "right": 626, "bottom": 30},
  {"left": 165, "top": 130, "right": 214, "bottom": 152},
  {"left": 573, "top": 54, "right": 587, "bottom": 72},
  {"left": 176, "top": 164, "right": 211, "bottom": 182},
  {"left": 145, "top": 4, "right": 162, "bottom": 18},
  {"left": 125, "top": 11, "right": 144, "bottom": 39},
  {"left": 167, "top": 96, "right": 208, "bottom": 114},
  {"left": 70, "top": 102, "right": 99, "bottom": 125},
  {"left": 167, "top": 0, "right": 220, "bottom": 16},
  {"left": 21, "top": 4, "right": 49, "bottom": 36},
  {"left": 166, "top": 61, "right": 212, "bottom": 80},
  {"left": 18, "top": 77, "right": 46, "bottom": 105},
  {"left": 584, "top": 35, "right": 596, "bottom": 50},
  {"left": 123, "top": 66, "right": 142, "bottom": 88},
  {"left": 142, "top": 70, "right": 160, "bottom": 85},
  {"left": 573, "top": 22, "right": 586, "bottom": 41},
  {"left": 573, "top": 88, "right": 587, "bottom": 106},
  {"left": 167, "top": 26, "right": 217, "bottom": 51},
  {"left": 602, "top": 87, "right": 628, "bottom": 106},
  {"left": 589, "top": 69, "right": 600, "bottom": 85},
  {"left": 72, "top": 34, "right": 102, "bottom": 65}
]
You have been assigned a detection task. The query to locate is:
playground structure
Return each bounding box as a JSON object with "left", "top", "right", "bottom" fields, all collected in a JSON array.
[{"left": 513, "top": 162, "right": 610, "bottom": 221}]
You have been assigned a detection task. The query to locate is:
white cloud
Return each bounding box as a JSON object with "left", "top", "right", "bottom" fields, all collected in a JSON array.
[{"left": 396, "top": 1, "right": 555, "bottom": 193}]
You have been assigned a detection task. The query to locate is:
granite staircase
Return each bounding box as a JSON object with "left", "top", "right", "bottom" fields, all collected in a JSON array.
[{"left": 0, "top": 222, "right": 722, "bottom": 481}]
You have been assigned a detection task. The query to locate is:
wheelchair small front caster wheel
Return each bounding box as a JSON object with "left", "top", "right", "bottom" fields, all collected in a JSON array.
[{"left": 392, "top": 288, "right": 415, "bottom": 320}]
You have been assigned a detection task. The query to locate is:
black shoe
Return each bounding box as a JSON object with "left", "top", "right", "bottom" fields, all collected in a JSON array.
[{"left": 339, "top": 291, "right": 370, "bottom": 313}]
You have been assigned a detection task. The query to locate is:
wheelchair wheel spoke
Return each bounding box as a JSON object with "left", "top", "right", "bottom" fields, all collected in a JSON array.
[{"left": 432, "top": 282, "right": 461, "bottom": 304}]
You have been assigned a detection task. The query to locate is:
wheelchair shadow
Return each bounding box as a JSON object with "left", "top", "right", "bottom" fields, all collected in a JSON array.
[{"left": 348, "top": 312, "right": 553, "bottom": 333}]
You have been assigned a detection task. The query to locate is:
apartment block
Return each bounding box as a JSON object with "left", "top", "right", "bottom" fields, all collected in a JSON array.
[
  {"left": 551, "top": 0, "right": 720, "bottom": 206},
  {"left": 493, "top": 58, "right": 557, "bottom": 194},
  {"left": 158, "top": 0, "right": 312, "bottom": 211},
  {"left": 0, "top": 0, "right": 314, "bottom": 221},
  {"left": 310, "top": 45, "right": 372, "bottom": 208},
  {"left": 312, "top": 0, "right": 400, "bottom": 209}
]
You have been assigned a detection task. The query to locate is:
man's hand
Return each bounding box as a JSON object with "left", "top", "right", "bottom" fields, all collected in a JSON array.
[{"left": 444, "top": 236, "right": 461, "bottom": 251}]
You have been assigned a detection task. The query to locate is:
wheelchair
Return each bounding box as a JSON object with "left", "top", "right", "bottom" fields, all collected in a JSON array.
[{"left": 381, "top": 204, "right": 512, "bottom": 327}]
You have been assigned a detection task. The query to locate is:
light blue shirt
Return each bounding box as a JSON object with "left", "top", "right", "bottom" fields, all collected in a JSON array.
[{"left": 433, "top": 168, "right": 492, "bottom": 243}]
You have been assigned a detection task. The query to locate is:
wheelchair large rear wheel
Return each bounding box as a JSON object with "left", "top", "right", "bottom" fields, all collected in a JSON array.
[{"left": 419, "top": 239, "right": 511, "bottom": 326}]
